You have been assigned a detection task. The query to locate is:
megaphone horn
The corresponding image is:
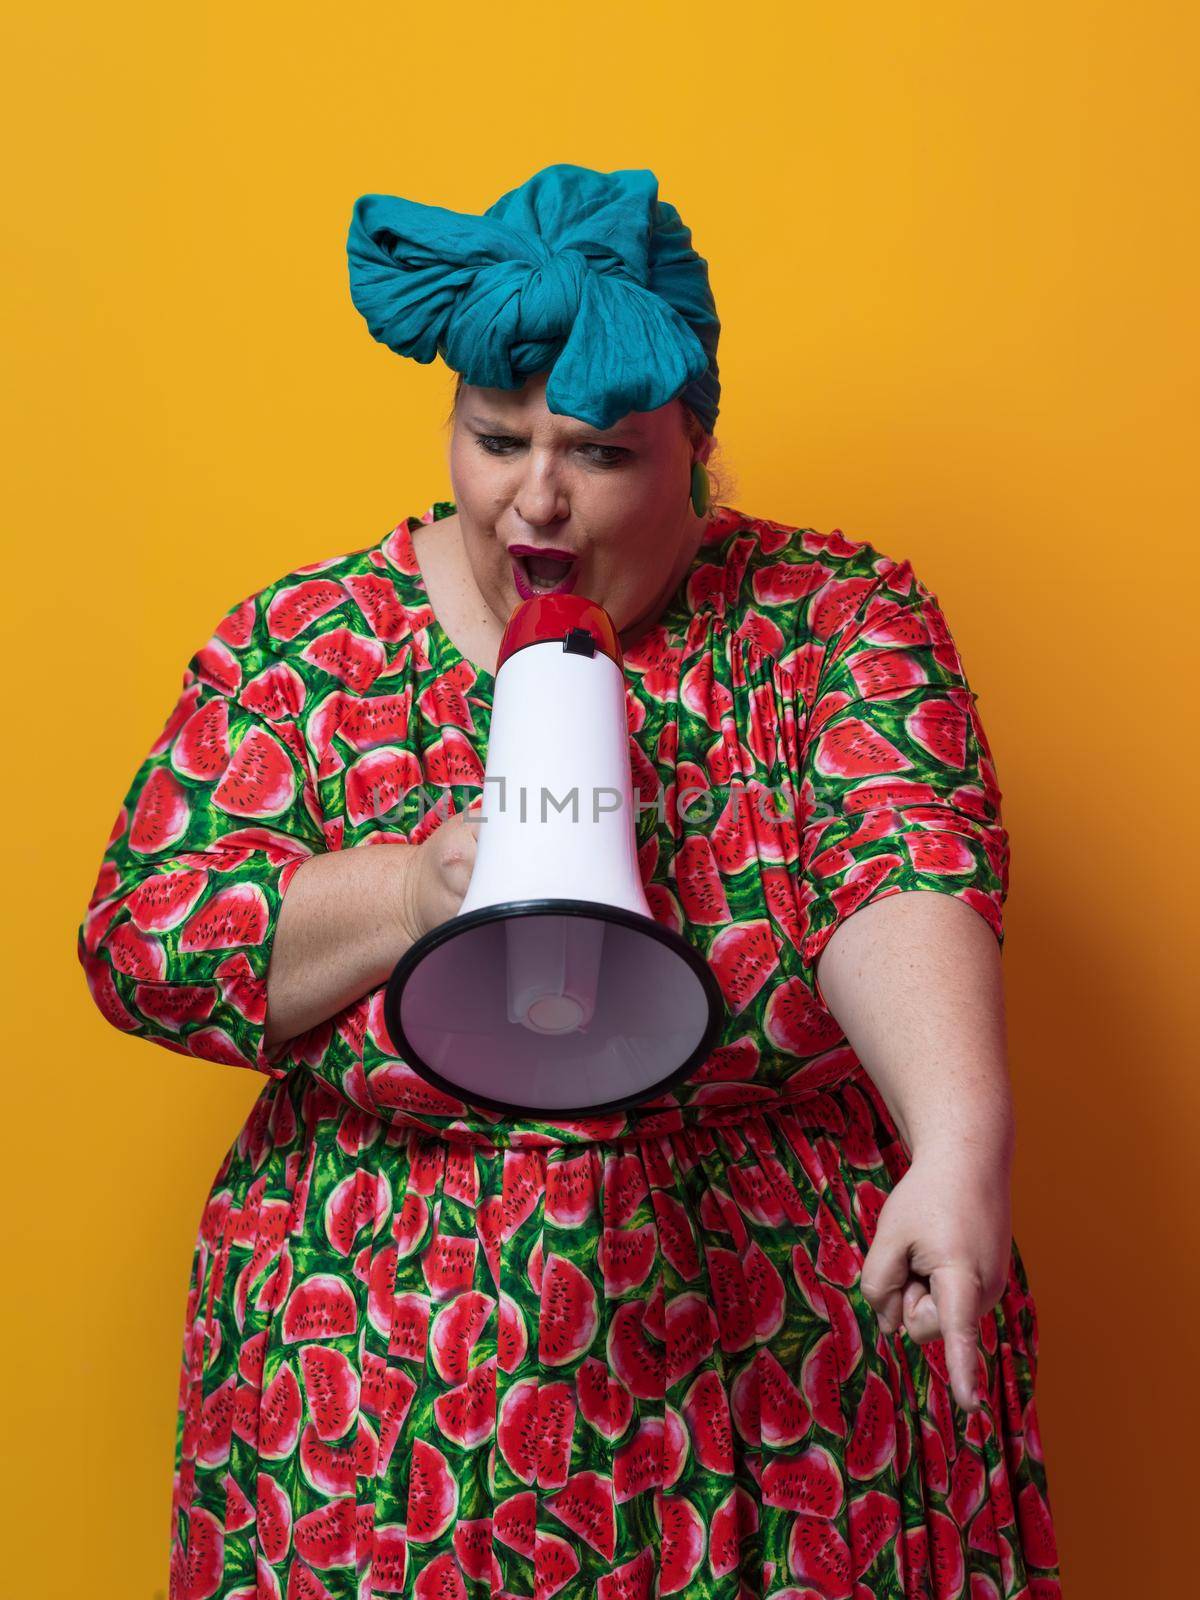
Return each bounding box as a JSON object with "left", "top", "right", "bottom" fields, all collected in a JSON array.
[{"left": 383, "top": 592, "right": 726, "bottom": 1116}]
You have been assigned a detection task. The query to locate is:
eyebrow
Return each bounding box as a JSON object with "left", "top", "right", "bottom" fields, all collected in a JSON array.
[{"left": 465, "top": 413, "right": 638, "bottom": 443}]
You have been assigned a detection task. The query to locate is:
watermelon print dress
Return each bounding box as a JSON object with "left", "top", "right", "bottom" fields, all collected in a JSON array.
[{"left": 79, "top": 500, "right": 1061, "bottom": 1600}]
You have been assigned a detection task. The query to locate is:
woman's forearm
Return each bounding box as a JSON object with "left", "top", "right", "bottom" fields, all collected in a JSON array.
[
  {"left": 813, "top": 890, "right": 1016, "bottom": 1162},
  {"left": 263, "top": 844, "right": 422, "bottom": 1051}
]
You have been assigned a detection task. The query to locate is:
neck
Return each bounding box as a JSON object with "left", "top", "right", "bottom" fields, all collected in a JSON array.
[{"left": 618, "top": 515, "right": 709, "bottom": 651}]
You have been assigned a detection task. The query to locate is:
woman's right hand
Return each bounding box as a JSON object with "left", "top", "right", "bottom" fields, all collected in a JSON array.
[
  {"left": 401, "top": 805, "right": 483, "bottom": 944},
  {"left": 263, "top": 804, "right": 483, "bottom": 1052}
]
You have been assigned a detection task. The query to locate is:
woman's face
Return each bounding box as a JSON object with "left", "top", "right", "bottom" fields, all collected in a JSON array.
[{"left": 447, "top": 369, "right": 713, "bottom": 645}]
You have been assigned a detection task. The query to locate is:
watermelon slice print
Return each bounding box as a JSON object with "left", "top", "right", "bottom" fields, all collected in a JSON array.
[
  {"left": 173, "top": 698, "right": 232, "bottom": 782},
  {"left": 213, "top": 727, "right": 297, "bottom": 818},
  {"left": 129, "top": 766, "right": 190, "bottom": 854}
]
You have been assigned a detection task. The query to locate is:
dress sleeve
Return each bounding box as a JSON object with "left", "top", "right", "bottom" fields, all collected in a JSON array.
[
  {"left": 793, "top": 556, "right": 1011, "bottom": 1009},
  {"left": 78, "top": 598, "right": 327, "bottom": 1076}
]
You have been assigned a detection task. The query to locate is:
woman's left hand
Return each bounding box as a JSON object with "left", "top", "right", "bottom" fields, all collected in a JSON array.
[{"left": 858, "top": 1140, "right": 1014, "bottom": 1414}]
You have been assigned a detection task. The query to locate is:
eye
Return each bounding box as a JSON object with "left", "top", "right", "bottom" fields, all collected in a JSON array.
[
  {"left": 582, "top": 445, "right": 628, "bottom": 468},
  {"left": 473, "top": 434, "right": 629, "bottom": 468}
]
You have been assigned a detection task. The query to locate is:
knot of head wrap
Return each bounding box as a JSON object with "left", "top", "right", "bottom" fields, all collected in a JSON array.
[{"left": 346, "top": 164, "right": 721, "bottom": 434}]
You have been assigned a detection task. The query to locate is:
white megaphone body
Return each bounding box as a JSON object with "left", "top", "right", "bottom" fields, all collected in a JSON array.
[{"left": 383, "top": 592, "right": 725, "bottom": 1116}]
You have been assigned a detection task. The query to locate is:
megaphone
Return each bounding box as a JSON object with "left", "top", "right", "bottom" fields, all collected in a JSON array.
[{"left": 383, "top": 592, "right": 726, "bottom": 1117}]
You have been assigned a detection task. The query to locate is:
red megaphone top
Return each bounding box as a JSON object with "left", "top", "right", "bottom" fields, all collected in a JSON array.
[{"left": 497, "top": 593, "right": 623, "bottom": 673}]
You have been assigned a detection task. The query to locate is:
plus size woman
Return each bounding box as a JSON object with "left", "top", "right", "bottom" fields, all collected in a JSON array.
[{"left": 79, "top": 164, "right": 1061, "bottom": 1599}]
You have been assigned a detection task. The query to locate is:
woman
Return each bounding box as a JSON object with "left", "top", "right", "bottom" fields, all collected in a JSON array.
[{"left": 79, "top": 164, "right": 1061, "bottom": 1599}]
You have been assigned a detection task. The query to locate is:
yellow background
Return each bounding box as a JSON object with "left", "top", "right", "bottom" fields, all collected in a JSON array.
[{"left": 3, "top": 3, "right": 1195, "bottom": 1594}]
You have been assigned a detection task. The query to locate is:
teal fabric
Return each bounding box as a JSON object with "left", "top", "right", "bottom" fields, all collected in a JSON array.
[{"left": 346, "top": 163, "right": 721, "bottom": 433}]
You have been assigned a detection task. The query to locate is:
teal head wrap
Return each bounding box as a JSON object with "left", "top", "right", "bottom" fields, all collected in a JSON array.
[{"left": 346, "top": 163, "right": 720, "bottom": 434}]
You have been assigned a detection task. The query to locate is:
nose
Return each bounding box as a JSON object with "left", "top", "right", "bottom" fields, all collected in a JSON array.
[{"left": 513, "top": 456, "right": 569, "bottom": 528}]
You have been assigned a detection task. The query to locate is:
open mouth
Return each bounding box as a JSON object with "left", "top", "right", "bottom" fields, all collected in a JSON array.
[{"left": 510, "top": 549, "right": 581, "bottom": 599}]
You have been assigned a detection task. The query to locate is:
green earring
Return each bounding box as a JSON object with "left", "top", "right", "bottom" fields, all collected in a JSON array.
[{"left": 689, "top": 459, "right": 711, "bottom": 517}]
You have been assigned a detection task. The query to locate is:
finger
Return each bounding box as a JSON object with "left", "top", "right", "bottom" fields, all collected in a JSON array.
[
  {"left": 902, "top": 1279, "right": 940, "bottom": 1344},
  {"left": 929, "top": 1265, "right": 985, "bottom": 1412},
  {"left": 903, "top": 1278, "right": 929, "bottom": 1324},
  {"left": 860, "top": 1234, "right": 912, "bottom": 1338}
]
